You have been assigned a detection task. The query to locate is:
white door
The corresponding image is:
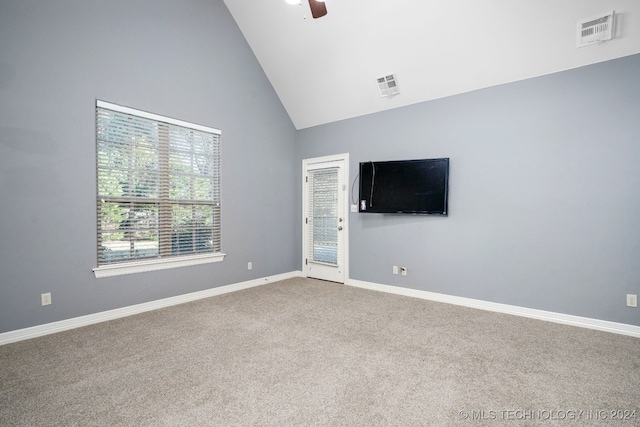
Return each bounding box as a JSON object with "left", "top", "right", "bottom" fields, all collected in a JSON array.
[{"left": 303, "top": 154, "right": 349, "bottom": 283}]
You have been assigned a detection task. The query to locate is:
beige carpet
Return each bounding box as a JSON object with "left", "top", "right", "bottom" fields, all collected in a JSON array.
[{"left": 1, "top": 277, "right": 639, "bottom": 426}]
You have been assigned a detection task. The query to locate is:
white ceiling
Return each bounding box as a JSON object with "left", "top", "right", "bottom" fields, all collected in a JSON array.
[{"left": 223, "top": 0, "right": 640, "bottom": 129}]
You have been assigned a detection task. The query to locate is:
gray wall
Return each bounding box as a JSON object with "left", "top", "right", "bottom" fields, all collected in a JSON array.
[
  {"left": 0, "top": 0, "right": 298, "bottom": 333},
  {"left": 1, "top": 0, "right": 638, "bottom": 335},
  {"left": 297, "top": 54, "right": 640, "bottom": 326}
]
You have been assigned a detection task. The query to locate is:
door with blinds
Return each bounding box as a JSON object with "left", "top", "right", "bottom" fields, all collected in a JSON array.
[{"left": 303, "top": 155, "right": 348, "bottom": 283}]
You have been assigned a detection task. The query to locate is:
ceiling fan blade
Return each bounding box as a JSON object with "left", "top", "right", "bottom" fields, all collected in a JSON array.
[{"left": 308, "top": 0, "right": 327, "bottom": 19}]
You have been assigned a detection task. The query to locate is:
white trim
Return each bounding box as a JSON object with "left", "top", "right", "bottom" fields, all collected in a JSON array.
[
  {"left": 306, "top": 160, "right": 342, "bottom": 171},
  {"left": 347, "top": 279, "right": 640, "bottom": 338},
  {"left": 4, "top": 272, "right": 636, "bottom": 345},
  {"left": 93, "top": 253, "right": 226, "bottom": 278},
  {"left": 96, "top": 100, "right": 221, "bottom": 135},
  {"left": 302, "top": 153, "right": 350, "bottom": 284},
  {"left": 0, "top": 271, "right": 303, "bottom": 346}
]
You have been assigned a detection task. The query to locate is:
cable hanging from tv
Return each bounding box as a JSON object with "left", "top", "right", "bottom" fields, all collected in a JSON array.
[{"left": 370, "top": 161, "right": 376, "bottom": 207}]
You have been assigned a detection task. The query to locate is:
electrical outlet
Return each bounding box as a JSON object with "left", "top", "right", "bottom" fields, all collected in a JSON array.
[
  {"left": 627, "top": 294, "right": 637, "bottom": 308},
  {"left": 351, "top": 204, "right": 358, "bottom": 212},
  {"left": 401, "top": 267, "right": 407, "bottom": 276},
  {"left": 247, "top": 262, "right": 253, "bottom": 270},
  {"left": 41, "top": 292, "right": 51, "bottom": 306},
  {"left": 393, "top": 266, "right": 398, "bottom": 275}
]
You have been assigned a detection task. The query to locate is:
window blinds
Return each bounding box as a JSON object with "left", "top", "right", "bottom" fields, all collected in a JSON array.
[
  {"left": 96, "top": 101, "right": 221, "bottom": 266},
  {"left": 307, "top": 168, "right": 339, "bottom": 265}
]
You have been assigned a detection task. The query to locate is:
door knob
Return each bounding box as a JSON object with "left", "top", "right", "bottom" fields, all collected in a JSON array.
[{"left": 338, "top": 226, "right": 343, "bottom": 231}]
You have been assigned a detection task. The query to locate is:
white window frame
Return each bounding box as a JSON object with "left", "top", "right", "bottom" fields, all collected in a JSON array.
[{"left": 93, "top": 100, "right": 224, "bottom": 278}]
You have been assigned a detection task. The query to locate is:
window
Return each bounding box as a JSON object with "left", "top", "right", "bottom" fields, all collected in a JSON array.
[{"left": 94, "top": 100, "right": 223, "bottom": 278}]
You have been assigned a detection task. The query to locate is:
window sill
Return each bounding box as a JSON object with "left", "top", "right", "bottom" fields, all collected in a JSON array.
[{"left": 93, "top": 253, "right": 225, "bottom": 278}]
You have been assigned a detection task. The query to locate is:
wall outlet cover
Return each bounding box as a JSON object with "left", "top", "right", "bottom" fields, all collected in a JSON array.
[{"left": 41, "top": 293, "right": 52, "bottom": 306}]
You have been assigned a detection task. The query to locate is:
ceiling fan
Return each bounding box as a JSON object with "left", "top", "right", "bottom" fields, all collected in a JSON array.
[{"left": 285, "top": 0, "right": 328, "bottom": 19}]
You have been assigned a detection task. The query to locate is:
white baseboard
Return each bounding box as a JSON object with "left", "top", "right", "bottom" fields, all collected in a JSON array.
[
  {"left": 4, "top": 272, "right": 636, "bottom": 345},
  {"left": 0, "top": 271, "right": 304, "bottom": 346},
  {"left": 347, "top": 279, "right": 640, "bottom": 338}
]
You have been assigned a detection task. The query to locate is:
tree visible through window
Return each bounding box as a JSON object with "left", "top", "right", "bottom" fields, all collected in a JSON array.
[{"left": 96, "top": 101, "right": 221, "bottom": 266}]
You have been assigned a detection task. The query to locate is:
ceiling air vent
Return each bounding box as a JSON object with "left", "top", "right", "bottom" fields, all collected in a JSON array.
[
  {"left": 376, "top": 74, "right": 399, "bottom": 97},
  {"left": 577, "top": 11, "right": 614, "bottom": 47}
]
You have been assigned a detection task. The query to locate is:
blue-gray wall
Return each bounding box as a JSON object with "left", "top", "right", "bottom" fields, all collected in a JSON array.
[
  {"left": 1, "top": 0, "right": 638, "bottom": 334},
  {"left": 0, "top": 0, "right": 298, "bottom": 333},
  {"left": 297, "top": 54, "right": 640, "bottom": 326}
]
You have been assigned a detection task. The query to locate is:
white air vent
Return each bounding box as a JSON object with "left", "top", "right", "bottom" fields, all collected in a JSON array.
[
  {"left": 376, "top": 74, "right": 399, "bottom": 97},
  {"left": 577, "top": 11, "right": 614, "bottom": 47}
]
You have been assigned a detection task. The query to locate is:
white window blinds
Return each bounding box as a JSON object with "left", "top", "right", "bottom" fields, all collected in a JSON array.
[
  {"left": 307, "top": 168, "right": 339, "bottom": 265},
  {"left": 96, "top": 100, "right": 221, "bottom": 267}
]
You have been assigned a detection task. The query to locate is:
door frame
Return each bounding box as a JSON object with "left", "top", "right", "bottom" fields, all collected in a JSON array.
[{"left": 302, "top": 153, "right": 349, "bottom": 283}]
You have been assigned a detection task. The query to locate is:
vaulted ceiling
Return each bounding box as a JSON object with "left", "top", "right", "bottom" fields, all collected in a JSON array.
[{"left": 223, "top": 0, "right": 640, "bottom": 129}]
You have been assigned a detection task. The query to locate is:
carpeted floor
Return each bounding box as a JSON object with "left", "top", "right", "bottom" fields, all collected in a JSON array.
[{"left": 1, "top": 277, "right": 639, "bottom": 426}]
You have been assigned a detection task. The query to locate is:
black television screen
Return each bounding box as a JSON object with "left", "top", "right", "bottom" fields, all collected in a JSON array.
[{"left": 359, "top": 158, "right": 449, "bottom": 215}]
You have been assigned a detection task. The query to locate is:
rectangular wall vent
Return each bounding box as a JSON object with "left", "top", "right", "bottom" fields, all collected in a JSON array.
[
  {"left": 376, "top": 74, "right": 399, "bottom": 97},
  {"left": 577, "top": 11, "right": 614, "bottom": 47}
]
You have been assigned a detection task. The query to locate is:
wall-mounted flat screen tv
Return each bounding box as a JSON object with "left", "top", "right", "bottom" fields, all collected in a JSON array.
[{"left": 359, "top": 158, "right": 449, "bottom": 215}]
